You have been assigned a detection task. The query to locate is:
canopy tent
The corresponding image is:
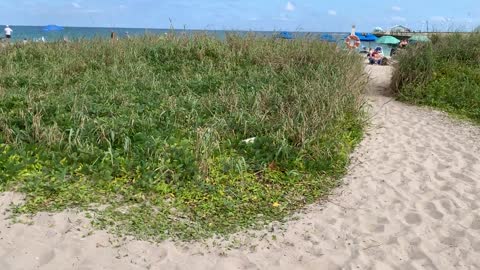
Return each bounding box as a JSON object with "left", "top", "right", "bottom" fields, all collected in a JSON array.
[
  {"left": 43, "top": 25, "right": 64, "bottom": 32},
  {"left": 278, "top": 31, "right": 294, "bottom": 40},
  {"left": 354, "top": 32, "right": 377, "bottom": 42},
  {"left": 376, "top": 35, "right": 400, "bottom": 45},
  {"left": 409, "top": 35, "right": 431, "bottom": 43},
  {"left": 343, "top": 32, "right": 377, "bottom": 42},
  {"left": 320, "top": 33, "right": 336, "bottom": 42}
]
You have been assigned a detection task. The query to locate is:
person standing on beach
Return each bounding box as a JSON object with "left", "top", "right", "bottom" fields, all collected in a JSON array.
[{"left": 4, "top": 25, "right": 13, "bottom": 40}]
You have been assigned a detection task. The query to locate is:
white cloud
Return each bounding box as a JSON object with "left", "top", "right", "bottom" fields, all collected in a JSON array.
[
  {"left": 285, "top": 1, "right": 295, "bottom": 12},
  {"left": 392, "top": 6, "right": 401, "bottom": 11},
  {"left": 391, "top": 16, "right": 406, "bottom": 22},
  {"left": 328, "top": 10, "right": 337, "bottom": 16},
  {"left": 72, "top": 2, "right": 81, "bottom": 8}
]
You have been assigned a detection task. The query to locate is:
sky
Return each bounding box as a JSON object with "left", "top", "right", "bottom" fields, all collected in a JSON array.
[{"left": 1, "top": 0, "right": 479, "bottom": 32}]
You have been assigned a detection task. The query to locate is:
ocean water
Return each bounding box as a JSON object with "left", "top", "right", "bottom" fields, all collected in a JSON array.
[
  {"left": 4, "top": 26, "right": 393, "bottom": 55},
  {"left": 7, "top": 26, "right": 170, "bottom": 41},
  {"left": 5, "top": 25, "right": 339, "bottom": 41}
]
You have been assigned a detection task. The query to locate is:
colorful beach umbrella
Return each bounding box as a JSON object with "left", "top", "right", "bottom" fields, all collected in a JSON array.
[
  {"left": 354, "top": 32, "right": 377, "bottom": 42},
  {"left": 278, "top": 31, "right": 294, "bottom": 40},
  {"left": 376, "top": 35, "right": 400, "bottom": 45},
  {"left": 43, "top": 25, "right": 64, "bottom": 32},
  {"left": 409, "top": 35, "right": 430, "bottom": 43}
]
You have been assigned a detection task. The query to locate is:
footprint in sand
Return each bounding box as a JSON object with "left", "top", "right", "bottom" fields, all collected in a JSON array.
[
  {"left": 450, "top": 172, "right": 475, "bottom": 184},
  {"left": 471, "top": 216, "right": 480, "bottom": 230},
  {"left": 473, "top": 241, "right": 480, "bottom": 253},
  {"left": 436, "top": 163, "right": 451, "bottom": 171},
  {"left": 38, "top": 249, "right": 56, "bottom": 266},
  {"left": 463, "top": 152, "right": 478, "bottom": 163},
  {"left": 440, "top": 198, "right": 454, "bottom": 210},
  {"left": 404, "top": 213, "right": 422, "bottom": 225},
  {"left": 423, "top": 202, "right": 444, "bottom": 220},
  {"left": 377, "top": 216, "right": 390, "bottom": 224}
]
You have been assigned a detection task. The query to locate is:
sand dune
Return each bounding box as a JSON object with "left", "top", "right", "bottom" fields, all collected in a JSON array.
[{"left": 1, "top": 65, "right": 480, "bottom": 269}]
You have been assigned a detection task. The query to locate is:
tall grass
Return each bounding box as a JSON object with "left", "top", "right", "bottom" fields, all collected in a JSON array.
[
  {"left": 0, "top": 34, "right": 366, "bottom": 240},
  {"left": 391, "top": 33, "right": 480, "bottom": 122}
]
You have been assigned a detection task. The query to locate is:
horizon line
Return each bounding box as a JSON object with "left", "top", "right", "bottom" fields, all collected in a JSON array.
[{"left": 3, "top": 24, "right": 357, "bottom": 33}]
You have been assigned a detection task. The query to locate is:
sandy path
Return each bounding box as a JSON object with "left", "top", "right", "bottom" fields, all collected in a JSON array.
[{"left": 1, "top": 65, "right": 480, "bottom": 270}]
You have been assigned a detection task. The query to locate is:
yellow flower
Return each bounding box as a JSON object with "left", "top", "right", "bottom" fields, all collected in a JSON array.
[{"left": 272, "top": 202, "right": 280, "bottom": 207}]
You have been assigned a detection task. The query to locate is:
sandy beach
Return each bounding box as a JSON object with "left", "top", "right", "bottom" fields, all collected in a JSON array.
[{"left": 1, "top": 65, "right": 480, "bottom": 270}]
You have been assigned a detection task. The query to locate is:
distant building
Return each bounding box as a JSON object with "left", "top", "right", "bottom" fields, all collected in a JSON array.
[
  {"left": 389, "top": 25, "right": 412, "bottom": 33},
  {"left": 373, "top": 27, "right": 385, "bottom": 34}
]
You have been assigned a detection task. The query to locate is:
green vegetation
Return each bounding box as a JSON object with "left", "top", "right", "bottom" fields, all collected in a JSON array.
[
  {"left": 0, "top": 34, "right": 366, "bottom": 240},
  {"left": 391, "top": 33, "right": 480, "bottom": 123}
]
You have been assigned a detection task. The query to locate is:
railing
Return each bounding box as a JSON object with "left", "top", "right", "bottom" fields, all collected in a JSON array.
[{"left": 375, "top": 32, "right": 472, "bottom": 38}]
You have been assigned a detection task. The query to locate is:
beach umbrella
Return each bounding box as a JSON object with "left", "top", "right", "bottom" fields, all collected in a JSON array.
[
  {"left": 354, "top": 32, "right": 377, "bottom": 42},
  {"left": 278, "top": 31, "right": 293, "bottom": 40},
  {"left": 376, "top": 35, "right": 400, "bottom": 45},
  {"left": 43, "top": 25, "right": 64, "bottom": 32},
  {"left": 409, "top": 35, "right": 430, "bottom": 43},
  {"left": 320, "top": 33, "right": 336, "bottom": 42}
]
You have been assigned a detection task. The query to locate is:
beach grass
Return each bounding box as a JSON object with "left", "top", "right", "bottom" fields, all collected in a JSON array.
[
  {"left": 0, "top": 34, "right": 366, "bottom": 240},
  {"left": 391, "top": 33, "right": 480, "bottom": 123}
]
